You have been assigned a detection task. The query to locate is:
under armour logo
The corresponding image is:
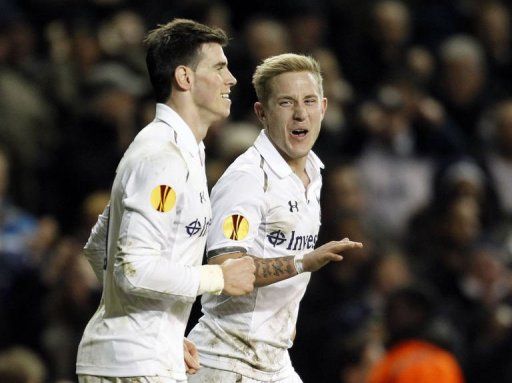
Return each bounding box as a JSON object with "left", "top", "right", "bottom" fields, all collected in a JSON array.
[
  {"left": 288, "top": 200, "right": 299, "bottom": 212},
  {"left": 267, "top": 230, "right": 286, "bottom": 247},
  {"left": 199, "top": 191, "right": 205, "bottom": 204},
  {"left": 186, "top": 219, "right": 202, "bottom": 237}
]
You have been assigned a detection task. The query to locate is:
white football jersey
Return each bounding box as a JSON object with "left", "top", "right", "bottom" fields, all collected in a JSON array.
[
  {"left": 77, "top": 104, "right": 211, "bottom": 380},
  {"left": 188, "top": 130, "right": 323, "bottom": 381}
]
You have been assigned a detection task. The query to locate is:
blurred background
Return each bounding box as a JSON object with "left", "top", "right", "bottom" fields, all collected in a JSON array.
[{"left": 1, "top": 0, "right": 512, "bottom": 382}]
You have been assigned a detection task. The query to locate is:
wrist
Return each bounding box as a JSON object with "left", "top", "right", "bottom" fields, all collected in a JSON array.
[
  {"left": 198, "top": 265, "right": 224, "bottom": 295},
  {"left": 293, "top": 254, "right": 305, "bottom": 274}
]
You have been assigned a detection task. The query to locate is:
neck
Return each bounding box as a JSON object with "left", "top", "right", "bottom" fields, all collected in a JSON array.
[
  {"left": 287, "top": 157, "right": 307, "bottom": 174},
  {"left": 166, "top": 97, "right": 208, "bottom": 143},
  {"left": 286, "top": 155, "right": 310, "bottom": 188}
]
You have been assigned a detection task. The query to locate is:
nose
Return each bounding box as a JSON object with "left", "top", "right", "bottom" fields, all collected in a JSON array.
[
  {"left": 293, "top": 103, "right": 306, "bottom": 121},
  {"left": 226, "top": 69, "right": 237, "bottom": 87}
]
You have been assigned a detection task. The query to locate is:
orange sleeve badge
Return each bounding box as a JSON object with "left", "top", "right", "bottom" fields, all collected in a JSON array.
[
  {"left": 222, "top": 214, "right": 249, "bottom": 240},
  {"left": 150, "top": 185, "right": 176, "bottom": 213}
]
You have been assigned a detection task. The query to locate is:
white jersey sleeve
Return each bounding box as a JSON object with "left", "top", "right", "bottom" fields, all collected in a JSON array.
[
  {"left": 83, "top": 203, "right": 110, "bottom": 283},
  {"left": 206, "top": 168, "right": 265, "bottom": 260},
  {"left": 113, "top": 148, "right": 201, "bottom": 300}
]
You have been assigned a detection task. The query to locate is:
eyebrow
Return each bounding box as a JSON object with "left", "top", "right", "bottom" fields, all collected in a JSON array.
[
  {"left": 214, "top": 61, "right": 228, "bottom": 69},
  {"left": 276, "top": 94, "right": 319, "bottom": 100}
]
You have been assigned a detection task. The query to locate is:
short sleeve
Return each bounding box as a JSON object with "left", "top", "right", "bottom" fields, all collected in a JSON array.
[{"left": 206, "top": 169, "right": 265, "bottom": 259}]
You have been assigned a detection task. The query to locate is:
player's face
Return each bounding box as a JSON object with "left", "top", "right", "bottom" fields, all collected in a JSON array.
[
  {"left": 191, "top": 43, "right": 237, "bottom": 123},
  {"left": 256, "top": 71, "right": 327, "bottom": 164}
]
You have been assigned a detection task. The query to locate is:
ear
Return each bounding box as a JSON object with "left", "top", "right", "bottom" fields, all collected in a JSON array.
[
  {"left": 254, "top": 101, "right": 266, "bottom": 125},
  {"left": 321, "top": 97, "right": 328, "bottom": 118},
  {"left": 174, "top": 65, "right": 193, "bottom": 91}
]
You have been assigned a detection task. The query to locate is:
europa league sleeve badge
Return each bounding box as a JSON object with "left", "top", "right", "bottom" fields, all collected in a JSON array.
[
  {"left": 150, "top": 185, "right": 177, "bottom": 213},
  {"left": 222, "top": 214, "right": 249, "bottom": 241}
]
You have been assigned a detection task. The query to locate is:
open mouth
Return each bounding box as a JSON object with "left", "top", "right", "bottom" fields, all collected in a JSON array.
[
  {"left": 221, "top": 93, "right": 230, "bottom": 100},
  {"left": 291, "top": 129, "right": 309, "bottom": 137}
]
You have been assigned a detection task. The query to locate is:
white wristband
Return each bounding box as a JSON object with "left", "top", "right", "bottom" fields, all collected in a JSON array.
[
  {"left": 293, "top": 254, "right": 305, "bottom": 274},
  {"left": 198, "top": 265, "right": 224, "bottom": 295}
]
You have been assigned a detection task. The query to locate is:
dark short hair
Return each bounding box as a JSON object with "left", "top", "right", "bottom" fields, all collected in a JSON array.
[{"left": 144, "top": 18, "right": 228, "bottom": 103}]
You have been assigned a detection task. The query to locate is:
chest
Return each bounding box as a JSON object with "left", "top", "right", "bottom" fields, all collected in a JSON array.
[
  {"left": 177, "top": 155, "right": 212, "bottom": 242},
  {"left": 260, "top": 178, "right": 321, "bottom": 253}
]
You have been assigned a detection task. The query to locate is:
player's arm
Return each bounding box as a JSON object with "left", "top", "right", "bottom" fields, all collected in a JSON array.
[
  {"left": 207, "top": 168, "right": 361, "bottom": 287},
  {"left": 113, "top": 151, "right": 253, "bottom": 301},
  {"left": 208, "top": 238, "right": 362, "bottom": 287},
  {"left": 208, "top": 252, "right": 296, "bottom": 287},
  {"left": 83, "top": 202, "right": 110, "bottom": 283}
]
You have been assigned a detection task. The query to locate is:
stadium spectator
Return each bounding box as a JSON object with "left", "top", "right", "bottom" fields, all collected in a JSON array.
[{"left": 368, "top": 285, "right": 465, "bottom": 383}]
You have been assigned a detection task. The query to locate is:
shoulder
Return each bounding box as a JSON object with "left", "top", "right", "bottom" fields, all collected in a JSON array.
[
  {"left": 215, "top": 149, "right": 267, "bottom": 192},
  {"left": 118, "top": 139, "right": 188, "bottom": 187},
  {"left": 126, "top": 137, "right": 184, "bottom": 165}
]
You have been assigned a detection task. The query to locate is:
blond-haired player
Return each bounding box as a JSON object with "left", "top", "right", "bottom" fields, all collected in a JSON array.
[{"left": 188, "top": 53, "right": 362, "bottom": 382}]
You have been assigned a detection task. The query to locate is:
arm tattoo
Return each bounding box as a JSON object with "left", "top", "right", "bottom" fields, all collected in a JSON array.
[
  {"left": 256, "top": 261, "right": 271, "bottom": 278},
  {"left": 272, "top": 261, "right": 284, "bottom": 276},
  {"left": 253, "top": 256, "right": 297, "bottom": 286}
]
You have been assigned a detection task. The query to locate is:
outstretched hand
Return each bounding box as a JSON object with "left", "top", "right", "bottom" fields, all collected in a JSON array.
[{"left": 303, "top": 238, "right": 363, "bottom": 272}]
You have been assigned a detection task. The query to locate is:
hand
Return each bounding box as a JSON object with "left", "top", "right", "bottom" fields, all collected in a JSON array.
[
  {"left": 220, "top": 256, "right": 255, "bottom": 296},
  {"left": 303, "top": 238, "right": 363, "bottom": 272},
  {"left": 183, "top": 337, "right": 200, "bottom": 375}
]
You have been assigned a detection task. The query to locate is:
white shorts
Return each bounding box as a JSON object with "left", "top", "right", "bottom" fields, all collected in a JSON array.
[
  {"left": 187, "top": 366, "right": 302, "bottom": 383},
  {"left": 78, "top": 375, "right": 185, "bottom": 383}
]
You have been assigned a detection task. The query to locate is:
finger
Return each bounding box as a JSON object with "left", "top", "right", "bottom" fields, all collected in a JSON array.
[
  {"left": 185, "top": 352, "right": 200, "bottom": 369},
  {"left": 333, "top": 240, "right": 363, "bottom": 250},
  {"left": 184, "top": 338, "right": 198, "bottom": 357},
  {"left": 241, "top": 255, "right": 254, "bottom": 263},
  {"left": 342, "top": 241, "right": 363, "bottom": 248},
  {"left": 328, "top": 253, "right": 344, "bottom": 262},
  {"left": 184, "top": 346, "right": 200, "bottom": 368},
  {"left": 240, "top": 256, "right": 256, "bottom": 270},
  {"left": 188, "top": 342, "right": 198, "bottom": 357},
  {"left": 190, "top": 354, "right": 200, "bottom": 369}
]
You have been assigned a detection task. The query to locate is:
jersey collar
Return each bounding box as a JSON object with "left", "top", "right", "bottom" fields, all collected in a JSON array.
[
  {"left": 155, "top": 103, "right": 205, "bottom": 157},
  {"left": 254, "top": 129, "right": 324, "bottom": 178}
]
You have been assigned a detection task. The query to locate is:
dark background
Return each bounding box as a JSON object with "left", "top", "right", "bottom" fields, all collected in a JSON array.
[{"left": 1, "top": 0, "right": 512, "bottom": 382}]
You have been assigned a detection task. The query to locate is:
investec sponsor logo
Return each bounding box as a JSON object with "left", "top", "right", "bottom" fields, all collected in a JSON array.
[
  {"left": 186, "top": 217, "right": 211, "bottom": 238},
  {"left": 267, "top": 230, "right": 318, "bottom": 251}
]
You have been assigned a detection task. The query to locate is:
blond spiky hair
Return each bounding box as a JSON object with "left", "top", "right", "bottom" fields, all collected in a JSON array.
[{"left": 252, "top": 53, "right": 323, "bottom": 104}]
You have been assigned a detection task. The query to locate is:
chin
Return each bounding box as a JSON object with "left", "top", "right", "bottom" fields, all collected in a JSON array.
[
  {"left": 289, "top": 150, "right": 310, "bottom": 160},
  {"left": 215, "top": 110, "right": 231, "bottom": 121},
  {"left": 292, "top": 145, "right": 313, "bottom": 157}
]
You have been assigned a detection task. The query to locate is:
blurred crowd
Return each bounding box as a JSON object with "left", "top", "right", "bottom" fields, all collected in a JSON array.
[{"left": 1, "top": 0, "right": 512, "bottom": 382}]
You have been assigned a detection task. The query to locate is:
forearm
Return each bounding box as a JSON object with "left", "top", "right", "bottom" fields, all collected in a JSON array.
[
  {"left": 252, "top": 255, "right": 298, "bottom": 287},
  {"left": 208, "top": 250, "right": 298, "bottom": 287},
  {"left": 114, "top": 247, "right": 202, "bottom": 301}
]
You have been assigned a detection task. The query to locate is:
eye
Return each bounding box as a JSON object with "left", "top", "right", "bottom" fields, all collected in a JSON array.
[
  {"left": 305, "top": 98, "right": 317, "bottom": 105},
  {"left": 279, "top": 100, "right": 293, "bottom": 107}
]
